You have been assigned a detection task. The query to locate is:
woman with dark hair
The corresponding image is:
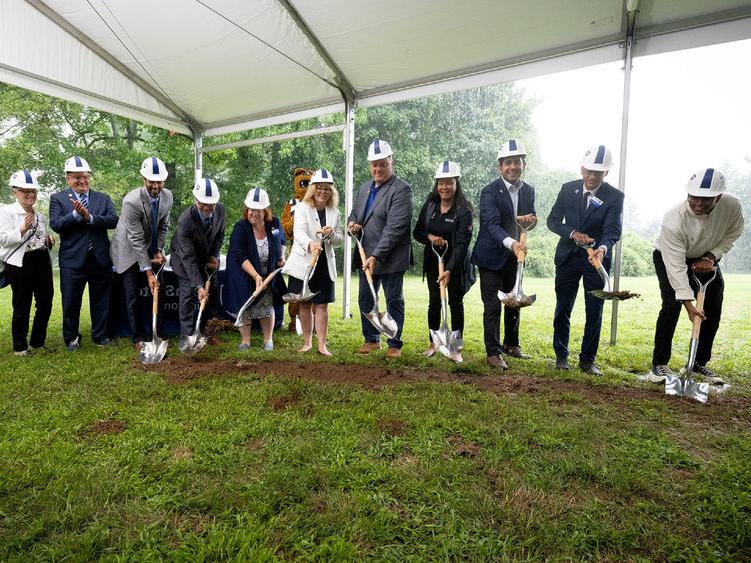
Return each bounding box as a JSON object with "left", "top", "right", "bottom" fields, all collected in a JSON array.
[
  {"left": 412, "top": 160, "right": 473, "bottom": 363},
  {"left": 224, "top": 187, "right": 286, "bottom": 351}
]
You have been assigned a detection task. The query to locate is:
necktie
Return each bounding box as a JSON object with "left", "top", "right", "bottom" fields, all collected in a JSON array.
[
  {"left": 80, "top": 192, "right": 92, "bottom": 250},
  {"left": 149, "top": 199, "right": 159, "bottom": 255},
  {"left": 363, "top": 183, "right": 378, "bottom": 218},
  {"left": 582, "top": 191, "right": 592, "bottom": 214},
  {"left": 203, "top": 216, "right": 213, "bottom": 237}
]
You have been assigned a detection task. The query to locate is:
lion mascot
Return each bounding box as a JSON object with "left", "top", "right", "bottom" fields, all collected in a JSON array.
[{"left": 281, "top": 167, "right": 313, "bottom": 332}]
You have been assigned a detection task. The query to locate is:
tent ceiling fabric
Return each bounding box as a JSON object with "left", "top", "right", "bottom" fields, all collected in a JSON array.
[{"left": 2, "top": 0, "right": 751, "bottom": 136}]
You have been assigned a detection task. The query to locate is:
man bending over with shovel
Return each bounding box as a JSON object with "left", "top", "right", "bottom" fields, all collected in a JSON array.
[
  {"left": 170, "top": 178, "right": 225, "bottom": 354},
  {"left": 471, "top": 140, "right": 537, "bottom": 370},
  {"left": 646, "top": 168, "right": 744, "bottom": 385},
  {"left": 348, "top": 140, "right": 413, "bottom": 359},
  {"left": 547, "top": 146, "right": 624, "bottom": 375}
]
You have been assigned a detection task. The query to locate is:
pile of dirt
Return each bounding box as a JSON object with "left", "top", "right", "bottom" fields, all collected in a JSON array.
[{"left": 79, "top": 419, "right": 126, "bottom": 437}]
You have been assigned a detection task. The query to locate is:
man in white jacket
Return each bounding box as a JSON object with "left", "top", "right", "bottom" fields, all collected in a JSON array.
[{"left": 647, "top": 168, "right": 744, "bottom": 384}]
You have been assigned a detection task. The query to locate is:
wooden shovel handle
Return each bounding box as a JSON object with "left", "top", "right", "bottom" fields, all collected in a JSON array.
[
  {"left": 308, "top": 243, "right": 322, "bottom": 266},
  {"left": 692, "top": 290, "right": 706, "bottom": 338},
  {"left": 355, "top": 238, "right": 375, "bottom": 285},
  {"left": 585, "top": 247, "right": 602, "bottom": 270},
  {"left": 438, "top": 258, "right": 446, "bottom": 300},
  {"left": 198, "top": 277, "right": 211, "bottom": 312},
  {"left": 515, "top": 231, "right": 528, "bottom": 262},
  {"left": 152, "top": 286, "right": 159, "bottom": 315}
]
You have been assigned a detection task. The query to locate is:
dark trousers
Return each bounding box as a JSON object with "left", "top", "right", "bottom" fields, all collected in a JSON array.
[
  {"left": 60, "top": 254, "right": 113, "bottom": 344},
  {"left": 6, "top": 249, "right": 53, "bottom": 352},
  {"left": 552, "top": 253, "right": 606, "bottom": 363},
  {"left": 176, "top": 275, "right": 218, "bottom": 338},
  {"left": 425, "top": 259, "right": 464, "bottom": 342},
  {"left": 652, "top": 250, "right": 723, "bottom": 367},
  {"left": 358, "top": 270, "right": 405, "bottom": 349},
  {"left": 479, "top": 261, "right": 519, "bottom": 356},
  {"left": 121, "top": 263, "right": 162, "bottom": 342}
]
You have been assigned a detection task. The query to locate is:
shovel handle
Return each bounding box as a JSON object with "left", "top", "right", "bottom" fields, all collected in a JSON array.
[
  {"left": 585, "top": 247, "right": 602, "bottom": 270},
  {"left": 515, "top": 230, "right": 527, "bottom": 262},
  {"left": 692, "top": 289, "right": 706, "bottom": 338},
  {"left": 152, "top": 285, "right": 159, "bottom": 315},
  {"left": 355, "top": 237, "right": 375, "bottom": 285},
  {"left": 198, "top": 277, "right": 211, "bottom": 313},
  {"left": 308, "top": 244, "right": 322, "bottom": 266},
  {"left": 437, "top": 257, "right": 447, "bottom": 300}
]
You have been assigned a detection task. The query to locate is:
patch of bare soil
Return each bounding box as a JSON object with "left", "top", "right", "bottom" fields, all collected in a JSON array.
[
  {"left": 376, "top": 415, "right": 408, "bottom": 436},
  {"left": 140, "top": 356, "right": 751, "bottom": 425},
  {"left": 79, "top": 419, "right": 126, "bottom": 437},
  {"left": 444, "top": 434, "right": 480, "bottom": 459},
  {"left": 171, "top": 446, "right": 193, "bottom": 460}
]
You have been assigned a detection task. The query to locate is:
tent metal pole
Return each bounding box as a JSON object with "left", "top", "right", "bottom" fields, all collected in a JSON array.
[
  {"left": 193, "top": 130, "right": 203, "bottom": 184},
  {"left": 342, "top": 99, "right": 356, "bottom": 319},
  {"left": 611, "top": 2, "right": 637, "bottom": 345}
]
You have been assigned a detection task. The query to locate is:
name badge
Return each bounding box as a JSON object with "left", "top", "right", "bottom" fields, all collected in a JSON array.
[
  {"left": 589, "top": 196, "right": 603, "bottom": 208},
  {"left": 271, "top": 228, "right": 280, "bottom": 236},
  {"left": 444, "top": 217, "right": 454, "bottom": 223}
]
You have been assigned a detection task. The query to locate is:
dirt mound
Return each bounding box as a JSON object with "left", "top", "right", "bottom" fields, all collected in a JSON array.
[{"left": 79, "top": 419, "right": 126, "bottom": 437}]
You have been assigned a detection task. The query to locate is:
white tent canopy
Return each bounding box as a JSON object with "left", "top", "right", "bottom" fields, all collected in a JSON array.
[
  {"left": 3, "top": 0, "right": 751, "bottom": 136},
  {"left": 2, "top": 0, "right": 751, "bottom": 338}
]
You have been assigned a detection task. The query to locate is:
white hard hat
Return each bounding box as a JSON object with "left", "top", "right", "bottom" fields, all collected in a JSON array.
[
  {"left": 311, "top": 168, "right": 334, "bottom": 184},
  {"left": 8, "top": 169, "right": 39, "bottom": 190},
  {"left": 367, "top": 139, "right": 393, "bottom": 161},
  {"left": 64, "top": 156, "right": 91, "bottom": 173},
  {"left": 685, "top": 168, "right": 725, "bottom": 197},
  {"left": 140, "top": 156, "right": 169, "bottom": 181},
  {"left": 580, "top": 145, "right": 612, "bottom": 172},
  {"left": 435, "top": 160, "right": 461, "bottom": 179},
  {"left": 497, "top": 139, "right": 526, "bottom": 160},
  {"left": 244, "top": 186, "right": 270, "bottom": 209},
  {"left": 193, "top": 177, "right": 220, "bottom": 204}
]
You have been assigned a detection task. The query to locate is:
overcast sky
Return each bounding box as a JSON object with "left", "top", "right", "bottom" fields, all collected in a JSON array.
[{"left": 518, "top": 38, "right": 751, "bottom": 230}]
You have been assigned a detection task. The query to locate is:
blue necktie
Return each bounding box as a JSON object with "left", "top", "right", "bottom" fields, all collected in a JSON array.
[
  {"left": 363, "top": 182, "right": 378, "bottom": 218},
  {"left": 80, "top": 192, "right": 89, "bottom": 209},
  {"left": 203, "top": 216, "right": 212, "bottom": 236},
  {"left": 149, "top": 199, "right": 159, "bottom": 255}
]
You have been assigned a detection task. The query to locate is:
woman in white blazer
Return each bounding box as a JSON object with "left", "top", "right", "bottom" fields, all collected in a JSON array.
[
  {"left": 0, "top": 170, "right": 55, "bottom": 355},
  {"left": 283, "top": 168, "right": 343, "bottom": 355}
]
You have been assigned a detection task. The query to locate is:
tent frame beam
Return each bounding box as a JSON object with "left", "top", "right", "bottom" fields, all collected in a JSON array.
[{"left": 199, "top": 124, "right": 345, "bottom": 153}]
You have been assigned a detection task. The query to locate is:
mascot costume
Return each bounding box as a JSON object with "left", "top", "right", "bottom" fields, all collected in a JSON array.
[{"left": 281, "top": 167, "right": 313, "bottom": 332}]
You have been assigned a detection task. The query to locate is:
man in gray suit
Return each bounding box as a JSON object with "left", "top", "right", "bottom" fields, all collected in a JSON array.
[
  {"left": 110, "top": 156, "right": 174, "bottom": 347},
  {"left": 347, "top": 139, "right": 413, "bottom": 358}
]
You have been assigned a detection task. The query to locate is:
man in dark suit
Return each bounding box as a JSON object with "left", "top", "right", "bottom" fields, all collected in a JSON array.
[
  {"left": 110, "top": 157, "right": 173, "bottom": 347},
  {"left": 347, "top": 139, "right": 413, "bottom": 358},
  {"left": 547, "top": 145, "right": 624, "bottom": 374},
  {"left": 471, "top": 140, "right": 537, "bottom": 370},
  {"left": 170, "top": 178, "right": 225, "bottom": 353},
  {"left": 49, "top": 156, "right": 119, "bottom": 351}
]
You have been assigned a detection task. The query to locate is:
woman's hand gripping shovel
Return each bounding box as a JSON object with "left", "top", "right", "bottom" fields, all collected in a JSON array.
[
  {"left": 282, "top": 231, "right": 331, "bottom": 304},
  {"left": 498, "top": 216, "right": 537, "bottom": 308},
  {"left": 182, "top": 268, "right": 217, "bottom": 355},
  {"left": 350, "top": 229, "right": 398, "bottom": 340},
  {"left": 233, "top": 268, "right": 285, "bottom": 327},
  {"left": 665, "top": 269, "right": 717, "bottom": 403},
  {"left": 140, "top": 263, "right": 169, "bottom": 365},
  {"left": 429, "top": 242, "right": 463, "bottom": 361}
]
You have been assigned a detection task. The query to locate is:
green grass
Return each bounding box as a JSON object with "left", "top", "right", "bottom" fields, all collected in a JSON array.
[{"left": 0, "top": 274, "right": 749, "bottom": 559}]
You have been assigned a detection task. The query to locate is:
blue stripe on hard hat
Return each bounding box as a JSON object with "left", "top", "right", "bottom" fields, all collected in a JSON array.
[
  {"left": 321, "top": 169, "right": 329, "bottom": 179},
  {"left": 442, "top": 160, "right": 449, "bottom": 173},
  {"left": 74, "top": 156, "right": 82, "bottom": 167},
  {"left": 594, "top": 145, "right": 606, "bottom": 164},
  {"left": 151, "top": 157, "right": 159, "bottom": 175},
  {"left": 699, "top": 168, "right": 715, "bottom": 190},
  {"left": 374, "top": 140, "right": 381, "bottom": 154},
  {"left": 205, "top": 178, "right": 212, "bottom": 197},
  {"left": 23, "top": 170, "right": 33, "bottom": 183},
  {"left": 253, "top": 187, "right": 260, "bottom": 202},
  {"left": 509, "top": 140, "right": 517, "bottom": 151}
]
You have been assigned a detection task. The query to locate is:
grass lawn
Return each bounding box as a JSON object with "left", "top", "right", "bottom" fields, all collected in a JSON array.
[{"left": 0, "top": 273, "right": 749, "bottom": 559}]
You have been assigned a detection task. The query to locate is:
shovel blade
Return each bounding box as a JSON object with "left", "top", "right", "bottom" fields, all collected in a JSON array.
[
  {"left": 588, "top": 290, "right": 618, "bottom": 301},
  {"left": 664, "top": 373, "right": 685, "bottom": 396},
  {"left": 684, "top": 379, "right": 709, "bottom": 403},
  {"left": 447, "top": 330, "right": 463, "bottom": 355},
  {"left": 140, "top": 337, "right": 168, "bottom": 365}
]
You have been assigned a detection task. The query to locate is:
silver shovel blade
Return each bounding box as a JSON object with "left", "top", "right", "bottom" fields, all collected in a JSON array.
[
  {"left": 140, "top": 338, "right": 168, "bottom": 365},
  {"left": 664, "top": 373, "right": 685, "bottom": 397},
  {"left": 447, "top": 330, "right": 463, "bottom": 355},
  {"left": 684, "top": 379, "right": 709, "bottom": 403}
]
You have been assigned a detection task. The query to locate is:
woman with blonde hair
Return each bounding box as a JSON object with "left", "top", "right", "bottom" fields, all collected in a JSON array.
[{"left": 283, "top": 168, "right": 342, "bottom": 355}]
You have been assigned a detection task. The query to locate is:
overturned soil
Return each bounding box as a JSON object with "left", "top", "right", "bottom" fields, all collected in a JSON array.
[
  {"left": 79, "top": 419, "right": 126, "bottom": 437},
  {"left": 137, "top": 356, "right": 751, "bottom": 423}
]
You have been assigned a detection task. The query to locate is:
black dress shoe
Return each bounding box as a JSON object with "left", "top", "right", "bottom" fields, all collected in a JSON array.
[
  {"left": 555, "top": 357, "right": 570, "bottom": 370},
  {"left": 486, "top": 355, "right": 509, "bottom": 370},
  {"left": 502, "top": 345, "right": 531, "bottom": 359},
  {"left": 579, "top": 361, "right": 602, "bottom": 375}
]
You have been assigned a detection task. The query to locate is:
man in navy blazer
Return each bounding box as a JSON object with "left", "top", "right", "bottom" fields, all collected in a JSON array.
[
  {"left": 347, "top": 139, "right": 413, "bottom": 358},
  {"left": 546, "top": 145, "right": 624, "bottom": 374},
  {"left": 49, "top": 156, "right": 119, "bottom": 351},
  {"left": 471, "top": 140, "right": 537, "bottom": 370}
]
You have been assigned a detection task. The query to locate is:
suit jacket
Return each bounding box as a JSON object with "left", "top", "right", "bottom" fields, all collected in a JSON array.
[
  {"left": 546, "top": 180, "right": 624, "bottom": 269},
  {"left": 471, "top": 178, "right": 536, "bottom": 271},
  {"left": 0, "top": 203, "right": 48, "bottom": 268},
  {"left": 347, "top": 174, "right": 413, "bottom": 275},
  {"left": 49, "top": 188, "right": 118, "bottom": 269},
  {"left": 283, "top": 203, "right": 343, "bottom": 281},
  {"left": 169, "top": 203, "right": 226, "bottom": 288},
  {"left": 110, "top": 187, "right": 173, "bottom": 273}
]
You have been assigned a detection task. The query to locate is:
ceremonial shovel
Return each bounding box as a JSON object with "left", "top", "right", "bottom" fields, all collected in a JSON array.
[
  {"left": 665, "top": 269, "right": 717, "bottom": 403},
  {"left": 233, "top": 268, "right": 284, "bottom": 327},
  {"left": 183, "top": 269, "right": 216, "bottom": 355},
  {"left": 351, "top": 231, "right": 398, "bottom": 340},
  {"left": 283, "top": 233, "right": 331, "bottom": 304},
  {"left": 429, "top": 242, "right": 463, "bottom": 360},
  {"left": 498, "top": 216, "right": 537, "bottom": 308},
  {"left": 140, "top": 264, "right": 168, "bottom": 365},
  {"left": 580, "top": 243, "right": 639, "bottom": 301}
]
